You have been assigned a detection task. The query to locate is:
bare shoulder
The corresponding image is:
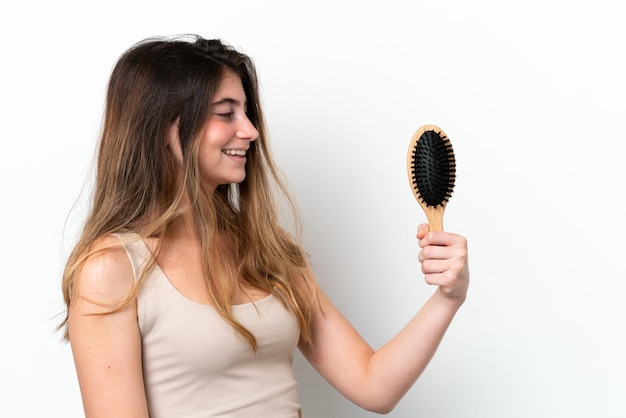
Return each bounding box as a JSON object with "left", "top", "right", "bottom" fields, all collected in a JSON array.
[
  {"left": 68, "top": 235, "right": 147, "bottom": 415},
  {"left": 73, "top": 234, "right": 135, "bottom": 309}
]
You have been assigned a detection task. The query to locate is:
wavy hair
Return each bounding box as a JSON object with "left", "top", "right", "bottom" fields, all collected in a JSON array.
[{"left": 60, "top": 35, "right": 317, "bottom": 350}]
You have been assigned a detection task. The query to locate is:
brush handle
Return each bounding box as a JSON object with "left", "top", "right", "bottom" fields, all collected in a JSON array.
[{"left": 422, "top": 205, "right": 444, "bottom": 231}]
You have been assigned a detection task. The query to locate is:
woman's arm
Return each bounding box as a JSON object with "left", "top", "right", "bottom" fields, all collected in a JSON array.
[
  {"left": 68, "top": 237, "right": 149, "bottom": 418},
  {"left": 299, "top": 224, "right": 469, "bottom": 414}
]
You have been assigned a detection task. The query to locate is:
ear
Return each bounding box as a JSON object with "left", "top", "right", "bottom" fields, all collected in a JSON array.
[{"left": 166, "top": 117, "right": 183, "bottom": 166}]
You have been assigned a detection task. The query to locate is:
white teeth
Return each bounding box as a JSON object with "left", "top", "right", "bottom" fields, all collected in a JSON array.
[{"left": 223, "top": 149, "right": 246, "bottom": 156}]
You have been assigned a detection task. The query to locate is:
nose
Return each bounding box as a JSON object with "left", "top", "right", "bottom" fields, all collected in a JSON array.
[{"left": 237, "top": 115, "right": 259, "bottom": 142}]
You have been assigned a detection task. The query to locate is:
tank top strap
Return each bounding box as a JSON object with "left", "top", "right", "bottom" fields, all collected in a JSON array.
[{"left": 114, "top": 232, "right": 153, "bottom": 283}]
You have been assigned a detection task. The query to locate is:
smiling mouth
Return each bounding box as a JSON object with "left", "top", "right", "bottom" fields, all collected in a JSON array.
[{"left": 222, "top": 149, "right": 246, "bottom": 157}]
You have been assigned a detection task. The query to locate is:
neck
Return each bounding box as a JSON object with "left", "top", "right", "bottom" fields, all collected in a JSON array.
[{"left": 167, "top": 211, "right": 197, "bottom": 242}]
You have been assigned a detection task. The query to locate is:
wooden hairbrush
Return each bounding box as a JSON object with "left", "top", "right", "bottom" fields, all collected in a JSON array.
[{"left": 407, "top": 125, "right": 456, "bottom": 231}]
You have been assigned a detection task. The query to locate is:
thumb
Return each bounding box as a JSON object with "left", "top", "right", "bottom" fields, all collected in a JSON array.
[{"left": 416, "top": 223, "right": 430, "bottom": 240}]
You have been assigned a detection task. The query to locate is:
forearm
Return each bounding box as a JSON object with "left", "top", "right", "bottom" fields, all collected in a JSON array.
[
  {"left": 361, "top": 288, "right": 464, "bottom": 412},
  {"left": 302, "top": 228, "right": 469, "bottom": 413}
]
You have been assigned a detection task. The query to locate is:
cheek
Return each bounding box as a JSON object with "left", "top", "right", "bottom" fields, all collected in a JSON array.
[
  {"left": 198, "top": 135, "right": 223, "bottom": 159},
  {"left": 199, "top": 128, "right": 229, "bottom": 151}
]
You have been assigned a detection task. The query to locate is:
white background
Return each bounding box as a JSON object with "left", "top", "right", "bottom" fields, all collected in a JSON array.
[{"left": 1, "top": 1, "right": 625, "bottom": 417}]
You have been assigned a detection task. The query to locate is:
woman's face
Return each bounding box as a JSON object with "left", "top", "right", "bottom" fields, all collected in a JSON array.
[{"left": 198, "top": 70, "right": 259, "bottom": 190}]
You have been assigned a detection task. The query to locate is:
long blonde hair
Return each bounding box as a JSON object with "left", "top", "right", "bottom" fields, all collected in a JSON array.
[{"left": 60, "top": 35, "right": 317, "bottom": 350}]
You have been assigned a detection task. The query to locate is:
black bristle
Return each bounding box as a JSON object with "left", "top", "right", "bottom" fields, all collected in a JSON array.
[{"left": 410, "top": 129, "right": 456, "bottom": 207}]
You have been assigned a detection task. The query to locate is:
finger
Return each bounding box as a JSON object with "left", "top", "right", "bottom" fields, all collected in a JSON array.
[
  {"left": 416, "top": 223, "right": 429, "bottom": 240},
  {"left": 423, "top": 272, "right": 448, "bottom": 286},
  {"left": 420, "top": 244, "right": 455, "bottom": 260},
  {"left": 421, "top": 259, "right": 448, "bottom": 275},
  {"left": 421, "top": 250, "right": 467, "bottom": 277},
  {"left": 420, "top": 231, "right": 467, "bottom": 249},
  {"left": 418, "top": 241, "right": 465, "bottom": 263}
]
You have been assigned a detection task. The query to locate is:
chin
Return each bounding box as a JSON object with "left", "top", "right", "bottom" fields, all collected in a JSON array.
[{"left": 224, "top": 174, "right": 247, "bottom": 185}]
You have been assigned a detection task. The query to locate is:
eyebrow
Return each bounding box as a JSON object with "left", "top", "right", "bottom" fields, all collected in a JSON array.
[{"left": 211, "top": 98, "right": 244, "bottom": 106}]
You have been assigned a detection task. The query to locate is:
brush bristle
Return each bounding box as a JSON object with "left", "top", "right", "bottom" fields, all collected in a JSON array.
[{"left": 409, "top": 129, "right": 456, "bottom": 207}]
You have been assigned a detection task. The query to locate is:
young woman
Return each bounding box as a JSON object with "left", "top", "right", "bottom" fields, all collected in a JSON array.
[{"left": 60, "top": 35, "right": 469, "bottom": 418}]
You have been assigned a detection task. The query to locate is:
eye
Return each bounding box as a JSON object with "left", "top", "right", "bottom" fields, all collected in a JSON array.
[{"left": 215, "top": 112, "right": 234, "bottom": 120}]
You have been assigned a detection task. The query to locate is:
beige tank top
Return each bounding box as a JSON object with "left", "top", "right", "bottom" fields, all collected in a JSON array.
[{"left": 118, "top": 234, "right": 303, "bottom": 418}]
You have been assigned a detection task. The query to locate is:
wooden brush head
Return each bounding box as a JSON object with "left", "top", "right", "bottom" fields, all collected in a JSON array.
[{"left": 407, "top": 125, "right": 456, "bottom": 230}]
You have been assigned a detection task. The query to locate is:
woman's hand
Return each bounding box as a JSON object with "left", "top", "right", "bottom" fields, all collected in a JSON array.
[{"left": 417, "top": 223, "right": 469, "bottom": 304}]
